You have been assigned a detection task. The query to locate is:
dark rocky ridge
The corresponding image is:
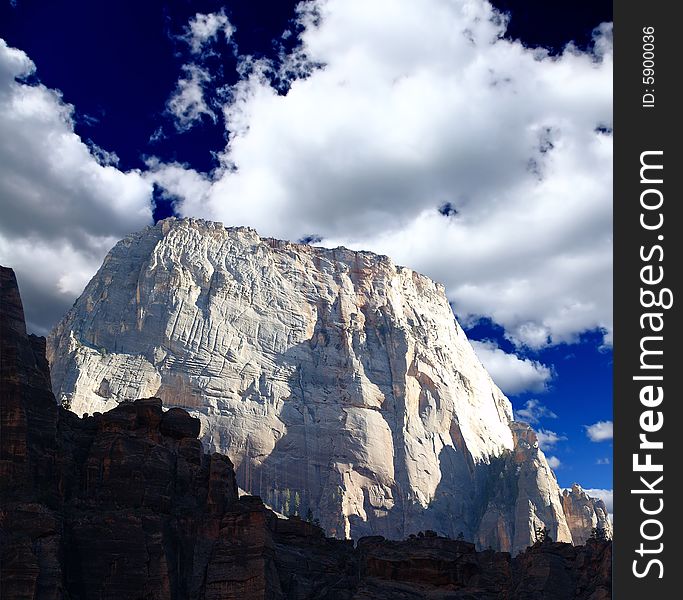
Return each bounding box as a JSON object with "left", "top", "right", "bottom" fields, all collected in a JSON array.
[{"left": 1, "top": 266, "right": 611, "bottom": 599}]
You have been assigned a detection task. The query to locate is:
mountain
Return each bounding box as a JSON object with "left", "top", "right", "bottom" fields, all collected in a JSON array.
[
  {"left": 562, "top": 484, "right": 612, "bottom": 545},
  {"left": 0, "top": 265, "right": 612, "bottom": 599},
  {"left": 46, "top": 218, "right": 607, "bottom": 552}
]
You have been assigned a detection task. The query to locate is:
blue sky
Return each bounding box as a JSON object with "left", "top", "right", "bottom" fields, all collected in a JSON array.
[{"left": 0, "top": 0, "right": 612, "bottom": 499}]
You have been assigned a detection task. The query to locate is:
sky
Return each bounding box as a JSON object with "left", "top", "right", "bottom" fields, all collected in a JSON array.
[{"left": 0, "top": 0, "right": 612, "bottom": 503}]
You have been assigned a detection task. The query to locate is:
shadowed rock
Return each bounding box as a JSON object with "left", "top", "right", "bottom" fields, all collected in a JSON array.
[
  {"left": 1, "top": 266, "right": 611, "bottom": 599},
  {"left": 46, "top": 218, "right": 593, "bottom": 551}
]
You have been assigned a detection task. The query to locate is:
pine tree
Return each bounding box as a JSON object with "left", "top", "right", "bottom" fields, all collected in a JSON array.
[
  {"left": 534, "top": 526, "right": 551, "bottom": 544},
  {"left": 590, "top": 526, "right": 609, "bottom": 541}
]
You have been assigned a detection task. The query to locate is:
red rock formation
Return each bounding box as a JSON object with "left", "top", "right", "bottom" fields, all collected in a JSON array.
[
  {"left": 0, "top": 266, "right": 611, "bottom": 599},
  {"left": 562, "top": 483, "right": 613, "bottom": 545},
  {"left": 512, "top": 539, "right": 612, "bottom": 600}
]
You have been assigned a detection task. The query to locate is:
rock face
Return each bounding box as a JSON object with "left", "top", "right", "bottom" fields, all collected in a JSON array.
[
  {"left": 0, "top": 267, "right": 612, "bottom": 599},
  {"left": 1, "top": 266, "right": 65, "bottom": 600},
  {"left": 46, "top": 219, "right": 580, "bottom": 551},
  {"left": 476, "top": 423, "right": 573, "bottom": 552},
  {"left": 356, "top": 536, "right": 612, "bottom": 600},
  {"left": 562, "top": 484, "right": 613, "bottom": 545}
]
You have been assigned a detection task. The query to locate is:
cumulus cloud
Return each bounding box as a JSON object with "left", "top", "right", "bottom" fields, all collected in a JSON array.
[
  {"left": 536, "top": 429, "right": 567, "bottom": 451},
  {"left": 166, "top": 10, "right": 236, "bottom": 133},
  {"left": 514, "top": 399, "right": 557, "bottom": 425},
  {"left": 596, "top": 457, "right": 610, "bottom": 465},
  {"left": 0, "top": 38, "right": 153, "bottom": 334},
  {"left": 87, "top": 141, "right": 120, "bottom": 167},
  {"left": 167, "top": 64, "right": 217, "bottom": 131},
  {"left": 182, "top": 9, "right": 234, "bottom": 55},
  {"left": 149, "top": 0, "right": 613, "bottom": 349},
  {"left": 546, "top": 455, "right": 561, "bottom": 469},
  {"left": 471, "top": 340, "right": 552, "bottom": 395},
  {"left": 585, "top": 420, "right": 613, "bottom": 442}
]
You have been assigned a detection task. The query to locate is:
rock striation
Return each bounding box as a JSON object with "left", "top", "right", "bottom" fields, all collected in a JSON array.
[
  {"left": 46, "top": 219, "right": 603, "bottom": 551},
  {"left": 0, "top": 266, "right": 611, "bottom": 599},
  {"left": 476, "top": 423, "right": 574, "bottom": 552},
  {"left": 562, "top": 484, "right": 613, "bottom": 545}
]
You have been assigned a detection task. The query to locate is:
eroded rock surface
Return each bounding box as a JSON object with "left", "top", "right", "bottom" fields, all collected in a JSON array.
[
  {"left": 477, "top": 423, "right": 576, "bottom": 553},
  {"left": 562, "top": 484, "right": 613, "bottom": 545},
  {"left": 0, "top": 267, "right": 612, "bottom": 599},
  {"left": 45, "top": 220, "right": 588, "bottom": 550}
]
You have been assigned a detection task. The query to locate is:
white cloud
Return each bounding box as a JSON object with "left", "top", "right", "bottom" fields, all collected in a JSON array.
[
  {"left": 167, "top": 64, "right": 217, "bottom": 132},
  {"left": 182, "top": 9, "right": 234, "bottom": 55},
  {"left": 0, "top": 38, "right": 153, "bottom": 334},
  {"left": 514, "top": 399, "right": 557, "bottom": 425},
  {"left": 149, "top": 126, "right": 165, "bottom": 144},
  {"left": 536, "top": 429, "right": 567, "bottom": 451},
  {"left": 547, "top": 455, "right": 561, "bottom": 469},
  {"left": 583, "top": 488, "right": 613, "bottom": 514},
  {"left": 87, "top": 141, "right": 120, "bottom": 167},
  {"left": 150, "top": 0, "right": 613, "bottom": 349},
  {"left": 165, "top": 11, "right": 236, "bottom": 133},
  {"left": 471, "top": 340, "right": 552, "bottom": 395},
  {"left": 596, "top": 457, "right": 610, "bottom": 465},
  {"left": 585, "top": 420, "right": 613, "bottom": 442}
]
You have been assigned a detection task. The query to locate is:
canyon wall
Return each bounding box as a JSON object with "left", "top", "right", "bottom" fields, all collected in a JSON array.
[{"left": 46, "top": 220, "right": 601, "bottom": 551}]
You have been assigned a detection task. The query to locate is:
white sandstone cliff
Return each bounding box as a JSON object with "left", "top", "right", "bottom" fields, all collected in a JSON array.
[{"left": 48, "top": 217, "right": 575, "bottom": 553}]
